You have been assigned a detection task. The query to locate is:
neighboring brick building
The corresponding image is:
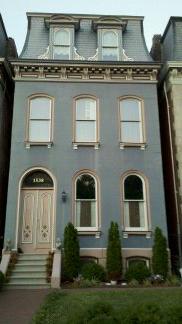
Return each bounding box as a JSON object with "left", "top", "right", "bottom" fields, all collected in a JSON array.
[
  {"left": 3, "top": 12, "right": 168, "bottom": 286},
  {"left": 0, "top": 14, "right": 17, "bottom": 254},
  {"left": 151, "top": 17, "right": 182, "bottom": 271}
]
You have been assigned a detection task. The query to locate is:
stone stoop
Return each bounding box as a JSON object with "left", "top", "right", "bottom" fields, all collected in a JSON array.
[{"left": 6, "top": 254, "right": 51, "bottom": 289}]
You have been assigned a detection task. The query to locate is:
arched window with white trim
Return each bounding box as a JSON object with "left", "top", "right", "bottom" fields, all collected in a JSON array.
[
  {"left": 53, "top": 28, "right": 71, "bottom": 59},
  {"left": 27, "top": 96, "right": 53, "bottom": 144},
  {"left": 123, "top": 173, "right": 148, "bottom": 231},
  {"left": 102, "top": 30, "right": 119, "bottom": 61},
  {"left": 75, "top": 173, "right": 98, "bottom": 231},
  {"left": 74, "top": 97, "right": 98, "bottom": 143},
  {"left": 120, "top": 97, "right": 145, "bottom": 145}
]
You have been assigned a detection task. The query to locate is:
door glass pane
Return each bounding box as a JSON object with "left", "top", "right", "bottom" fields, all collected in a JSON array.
[
  {"left": 103, "top": 31, "right": 117, "bottom": 46},
  {"left": 76, "top": 174, "right": 95, "bottom": 199},
  {"left": 102, "top": 48, "right": 118, "bottom": 61},
  {"left": 120, "top": 100, "right": 140, "bottom": 121},
  {"left": 30, "top": 98, "right": 51, "bottom": 119},
  {"left": 121, "top": 121, "right": 141, "bottom": 142},
  {"left": 124, "top": 175, "right": 143, "bottom": 200},
  {"left": 76, "top": 121, "right": 96, "bottom": 142},
  {"left": 53, "top": 46, "right": 70, "bottom": 59},
  {"left": 54, "top": 29, "right": 70, "bottom": 45},
  {"left": 76, "top": 99, "right": 96, "bottom": 120},
  {"left": 29, "top": 121, "right": 50, "bottom": 141},
  {"left": 76, "top": 201, "right": 96, "bottom": 227}
]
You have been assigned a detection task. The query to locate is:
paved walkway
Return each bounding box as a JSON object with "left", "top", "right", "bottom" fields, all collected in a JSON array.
[{"left": 0, "top": 289, "right": 50, "bottom": 324}]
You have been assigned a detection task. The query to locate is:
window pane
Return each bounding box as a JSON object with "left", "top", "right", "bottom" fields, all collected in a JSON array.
[
  {"left": 76, "top": 99, "right": 96, "bottom": 120},
  {"left": 76, "top": 121, "right": 96, "bottom": 142},
  {"left": 121, "top": 121, "right": 141, "bottom": 142},
  {"left": 102, "top": 48, "right": 118, "bottom": 61},
  {"left": 53, "top": 46, "right": 70, "bottom": 59},
  {"left": 124, "top": 201, "right": 145, "bottom": 228},
  {"left": 30, "top": 98, "right": 51, "bottom": 119},
  {"left": 128, "top": 259, "right": 147, "bottom": 267},
  {"left": 124, "top": 175, "right": 143, "bottom": 200},
  {"left": 120, "top": 100, "right": 140, "bottom": 121},
  {"left": 76, "top": 174, "right": 95, "bottom": 199},
  {"left": 29, "top": 121, "right": 50, "bottom": 142},
  {"left": 54, "top": 29, "right": 70, "bottom": 45},
  {"left": 76, "top": 201, "right": 96, "bottom": 227},
  {"left": 103, "top": 31, "right": 118, "bottom": 46}
]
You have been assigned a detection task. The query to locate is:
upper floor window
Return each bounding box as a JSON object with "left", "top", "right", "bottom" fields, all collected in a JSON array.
[
  {"left": 120, "top": 98, "right": 145, "bottom": 146},
  {"left": 123, "top": 173, "right": 148, "bottom": 231},
  {"left": 102, "top": 30, "right": 119, "bottom": 61},
  {"left": 74, "top": 97, "right": 98, "bottom": 145},
  {"left": 74, "top": 172, "right": 99, "bottom": 231},
  {"left": 53, "top": 28, "right": 71, "bottom": 59},
  {"left": 27, "top": 96, "right": 53, "bottom": 144}
]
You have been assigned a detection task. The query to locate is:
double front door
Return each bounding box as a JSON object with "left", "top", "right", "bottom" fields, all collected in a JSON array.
[{"left": 19, "top": 189, "right": 53, "bottom": 253}]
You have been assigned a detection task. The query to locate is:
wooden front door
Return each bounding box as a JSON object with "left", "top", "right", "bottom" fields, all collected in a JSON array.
[{"left": 19, "top": 189, "right": 53, "bottom": 253}]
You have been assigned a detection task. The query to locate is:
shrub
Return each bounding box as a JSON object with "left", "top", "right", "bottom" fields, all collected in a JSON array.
[
  {"left": 152, "top": 227, "right": 168, "bottom": 278},
  {"left": 165, "top": 275, "right": 181, "bottom": 287},
  {"left": 81, "top": 262, "right": 106, "bottom": 282},
  {"left": 125, "top": 262, "right": 151, "bottom": 283},
  {"left": 63, "top": 222, "right": 80, "bottom": 280},
  {"left": 0, "top": 271, "right": 5, "bottom": 290},
  {"left": 106, "top": 222, "right": 122, "bottom": 280}
]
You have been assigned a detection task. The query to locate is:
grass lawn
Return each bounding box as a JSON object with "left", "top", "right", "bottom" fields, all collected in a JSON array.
[{"left": 32, "top": 287, "right": 182, "bottom": 324}]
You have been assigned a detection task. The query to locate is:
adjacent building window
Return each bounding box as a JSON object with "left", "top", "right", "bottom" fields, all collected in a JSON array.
[
  {"left": 28, "top": 96, "right": 53, "bottom": 143},
  {"left": 123, "top": 174, "right": 148, "bottom": 231},
  {"left": 74, "top": 97, "right": 97, "bottom": 143},
  {"left": 75, "top": 173, "right": 98, "bottom": 231},
  {"left": 102, "top": 30, "right": 119, "bottom": 61},
  {"left": 53, "top": 28, "right": 71, "bottom": 59},
  {"left": 120, "top": 98, "right": 144, "bottom": 145}
]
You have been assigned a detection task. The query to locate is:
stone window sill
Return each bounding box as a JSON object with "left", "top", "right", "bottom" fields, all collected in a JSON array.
[
  {"left": 25, "top": 142, "right": 53, "bottom": 149},
  {"left": 120, "top": 142, "right": 146, "bottom": 150},
  {"left": 72, "top": 142, "right": 100, "bottom": 150},
  {"left": 123, "top": 231, "right": 152, "bottom": 239}
]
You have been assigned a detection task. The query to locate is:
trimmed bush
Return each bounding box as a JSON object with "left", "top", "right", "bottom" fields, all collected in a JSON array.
[
  {"left": 125, "top": 262, "right": 151, "bottom": 283},
  {"left": 63, "top": 222, "right": 80, "bottom": 280},
  {"left": 0, "top": 271, "right": 5, "bottom": 290},
  {"left": 106, "top": 222, "right": 122, "bottom": 280},
  {"left": 81, "top": 262, "right": 106, "bottom": 282},
  {"left": 152, "top": 227, "right": 168, "bottom": 278}
]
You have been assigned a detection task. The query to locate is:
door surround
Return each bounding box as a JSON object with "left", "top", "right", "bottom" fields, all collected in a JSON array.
[{"left": 15, "top": 167, "right": 57, "bottom": 252}]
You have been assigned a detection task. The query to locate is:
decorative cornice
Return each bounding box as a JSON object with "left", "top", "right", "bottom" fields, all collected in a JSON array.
[
  {"left": 38, "top": 46, "right": 50, "bottom": 59},
  {"left": 12, "top": 60, "right": 160, "bottom": 83},
  {"left": 160, "top": 62, "right": 182, "bottom": 89}
]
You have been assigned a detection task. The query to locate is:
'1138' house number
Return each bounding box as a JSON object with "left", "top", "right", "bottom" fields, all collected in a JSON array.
[{"left": 33, "top": 178, "right": 44, "bottom": 183}]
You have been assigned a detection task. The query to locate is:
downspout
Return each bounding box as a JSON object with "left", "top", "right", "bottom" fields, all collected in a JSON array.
[{"left": 163, "top": 82, "right": 182, "bottom": 267}]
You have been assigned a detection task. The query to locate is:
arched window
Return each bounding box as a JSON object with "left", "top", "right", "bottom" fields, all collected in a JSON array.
[
  {"left": 127, "top": 257, "right": 150, "bottom": 269},
  {"left": 28, "top": 96, "right": 53, "bottom": 143},
  {"left": 102, "top": 30, "right": 119, "bottom": 61},
  {"left": 123, "top": 174, "right": 148, "bottom": 231},
  {"left": 74, "top": 97, "right": 97, "bottom": 143},
  {"left": 120, "top": 98, "right": 144, "bottom": 145},
  {"left": 53, "top": 28, "right": 70, "bottom": 59},
  {"left": 75, "top": 173, "right": 98, "bottom": 230}
]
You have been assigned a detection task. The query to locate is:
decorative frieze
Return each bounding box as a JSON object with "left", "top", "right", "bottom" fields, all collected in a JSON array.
[{"left": 12, "top": 61, "right": 160, "bottom": 83}]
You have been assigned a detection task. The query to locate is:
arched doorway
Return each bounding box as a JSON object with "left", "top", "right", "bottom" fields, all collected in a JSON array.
[{"left": 18, "top": 170, "right": 54, "bottom": 253}]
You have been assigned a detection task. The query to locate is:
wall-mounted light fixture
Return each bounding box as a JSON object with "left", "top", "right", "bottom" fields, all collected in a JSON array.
[{"left": 61, "top": 190, "right": 67, "bottom": 202}]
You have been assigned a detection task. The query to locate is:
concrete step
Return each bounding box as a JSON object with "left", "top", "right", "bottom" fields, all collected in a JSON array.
[
  {"left": 10, "top": 272, "right": 47, "bottom": 278},
  {"left": 6, "top": 283, "right": 50, "bottom": 289},
  {"left": 13, "top": 265, "right": 47, "bottom": 272},
  {"left": 18, "top": 254, "right": 48, "bottom": 261},
  {"left": 8, "top": 277, "right": 48, "bottom": 285},
  {"left": 16, "top": 260, "right": 47, "bottom": 266}
]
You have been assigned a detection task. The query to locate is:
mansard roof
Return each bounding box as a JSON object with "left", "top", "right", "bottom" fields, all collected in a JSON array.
[{"left": 20, "top": 12, "right": 152, "bottom": 62}]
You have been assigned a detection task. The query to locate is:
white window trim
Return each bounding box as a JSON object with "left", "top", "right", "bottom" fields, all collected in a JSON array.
[
  {"left": 52, "top": 27, "right": 71, "bottom": 60},
  {"left": 25, "top": 95, "right": 54, "bottom": 148},
  {"left": 119, "top": 97, "right": 146, "bottom": 149},
  {"left": 73, "top": 96, "right": 100, "bottom": 148},
  {"left": 74, "top": 173, "right": 99, "bottom": 232},
  {"left": 123, "top": 173, "right": 148, "bottom": 232},
  {"left": 126, "top": 257, "right": 150, "bottom": 268}
]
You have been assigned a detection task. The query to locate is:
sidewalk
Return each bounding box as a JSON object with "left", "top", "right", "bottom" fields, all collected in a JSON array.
[{"left": 0, "top": 289, "right": 50, "bottom": 324}]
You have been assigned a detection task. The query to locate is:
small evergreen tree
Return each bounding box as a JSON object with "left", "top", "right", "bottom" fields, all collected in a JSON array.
[
  {"left": 152, "top": 227, "right": 168, "bottom": 278},
  {"left": 106, "top": 221, "right": 122, "bottom": 280},
  {"left": 63, "top": 222, "right": 80, "bottom": 280}
]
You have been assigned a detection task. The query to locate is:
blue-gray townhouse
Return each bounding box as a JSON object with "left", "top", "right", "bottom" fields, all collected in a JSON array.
[{"left": 3, "top": 13, "right": 168, "bottom": 276}]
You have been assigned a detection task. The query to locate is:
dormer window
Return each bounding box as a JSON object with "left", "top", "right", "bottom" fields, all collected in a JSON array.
[
  {"left": 102, "top": 30, "right": 119, "bottom": 61},
  {"left": 53, "top": 28, "right": 71, "bottom": 59}
]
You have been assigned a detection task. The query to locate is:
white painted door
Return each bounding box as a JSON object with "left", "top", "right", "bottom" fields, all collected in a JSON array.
[{"left": 20, "top": 189, "right": 53, "bottom": 253}]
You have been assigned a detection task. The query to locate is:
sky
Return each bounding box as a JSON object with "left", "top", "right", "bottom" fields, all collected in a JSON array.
[{"left": 1, "top": 0, "right": 182, "bottom": 55}]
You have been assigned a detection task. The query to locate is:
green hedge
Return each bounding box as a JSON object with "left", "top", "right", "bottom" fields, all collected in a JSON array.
[
  {"left": 81, "top": 262, "right": 106, "bottom": 282},
  {"left": 125, "top": 262, "right": 151, "bottom": 283}
]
